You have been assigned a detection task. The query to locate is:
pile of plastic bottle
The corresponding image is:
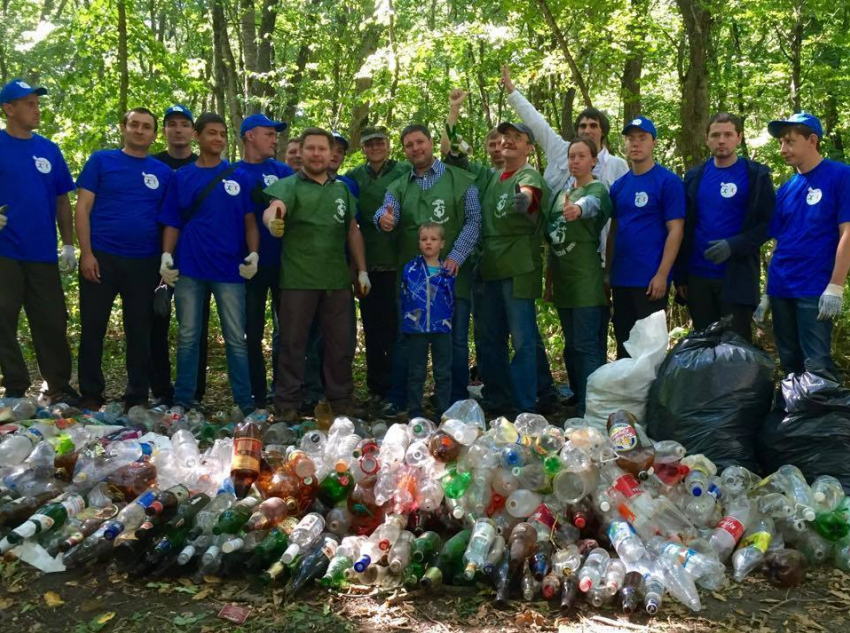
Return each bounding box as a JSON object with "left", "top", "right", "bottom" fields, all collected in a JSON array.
[{"left": 0, "top": 396, "right": 846, "bottom": 616}]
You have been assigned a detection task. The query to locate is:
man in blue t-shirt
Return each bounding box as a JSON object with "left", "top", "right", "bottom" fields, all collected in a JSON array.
[
  {"left": 150, "top": 104, "right": 210, "bottom": 408},
  {"left": 234, "top": 113, "right": 294, "bottom": 409},
  {"left": 158, "top": 113, "right": 260, "bottom": 415},
  {"left": 0, "top": 79, "right": 78, "bottom": 403},
  {"left": 75, "top": 107, "right": 173, "bottom": 410},
  {"left": 759, "top": 112, "right": 850, "bottom": 374},
  {"left": 607, "top": 116, "right": 685, "bottom": 358},
  {"left": 675, "top": 112, "right": 775, "bottom": 342}
]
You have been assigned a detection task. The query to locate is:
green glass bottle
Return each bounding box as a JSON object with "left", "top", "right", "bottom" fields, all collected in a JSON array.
[
  {"left": 814, "top": 509, "right": 850, "bottom": 542},
  {"left": 251, "top": 527, "right": 290, "bottom": 564},
  {"left": 212, "top": 496, "right": 259, "bottom": 535},
  {"left": 441, "top": 466, "right": 473, "bottom": 499},
  {"left": 0, "top": 493, "right": 85, "bottom": 553},
  {"left": 543, "top": 455, "right": 562, "bottom": 477},
  {"left": 402, "top": 561, "right": 425, "bottom": 587},
  {"left": 411, "top": 531, "right": 442, "bottom": 563},
  {"left": 320, "top": 553, "right": 353, "bottom": 588},
  {"left": 420, "top": 529, "right": 471, "bottom": 588},
  {"left": 319, "top": 463, "right": 354, "bottom": 504},
  {"left": 167, "top": 494, "right": 211, "bottom": 530}
]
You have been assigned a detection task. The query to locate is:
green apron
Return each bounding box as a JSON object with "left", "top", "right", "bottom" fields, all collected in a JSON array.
[
  {"left": 347, "top": 160, "right": 412, "bottom": 270},
  {"left": 386, "top": 164, "right": 476, "bottom": 299},
  {"left": 480, "top": 164, "right": 549, "bottom": 299},
  {"left": 264, "top": 176, "right": 356, "bottom": 290},
  {"left": 545, "top": 180, "right": 612, "bottom": 308}
]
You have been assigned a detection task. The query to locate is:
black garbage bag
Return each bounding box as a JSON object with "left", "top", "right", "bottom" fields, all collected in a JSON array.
[
  {"left": 757, "top": 367, "right": 850, "bottom": 491},
  {"left": 647, "top": 319, "right": 775, "bottom": 472}
]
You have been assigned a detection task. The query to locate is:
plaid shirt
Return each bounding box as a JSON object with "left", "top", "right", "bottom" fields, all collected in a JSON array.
[{"left": 373, "top": 159, "right": 481, "bottom": 265}]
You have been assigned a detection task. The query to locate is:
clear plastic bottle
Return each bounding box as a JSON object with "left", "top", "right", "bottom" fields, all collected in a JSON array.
[
  {"left": 603, "top": 558, "right": 627, "bottom": 595},
  {"left": 811, "top": 475, "right": 845, "bottom": 513},
  {"left": 462, "top": 518, "right": 497, "bottom": 579},
  {"left": 708, "top": 497, "right": 754, "bottom": 561},
  {"left": 578, "top": 548, "right": 610, "bottom": 592},
  {"left": 281, "top": 512, "right": 325, "bottom": 564},
  {"left": 681, "top": 454, "right": 717, "bottom": 497},
  {"left": 732, "top": 517, "right": 775, "bottom": 582},
  {"left": 606, "top": 520, "right": 647, "bottom": 563},
  {"left": 777, "top": 464, "right": 817, "bottom": 522}
]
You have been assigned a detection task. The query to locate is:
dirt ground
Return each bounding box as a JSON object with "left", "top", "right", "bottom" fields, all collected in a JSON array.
[{"left": 1, "top": 556, "right": 849, "bottom": 633}]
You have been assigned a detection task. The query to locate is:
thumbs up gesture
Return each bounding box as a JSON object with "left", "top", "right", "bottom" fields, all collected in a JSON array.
[
  {"left": 264, "top": 200, "right": 286, "bottom": 238},
  {"left": 562, "top": 198, "right": 582, "bottom": 222},
  {"left": 379, "top": 204, "right": 396, "bottom": 232}
]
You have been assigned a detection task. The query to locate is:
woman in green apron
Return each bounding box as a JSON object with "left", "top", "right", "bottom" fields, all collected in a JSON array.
[{"left": 545, "top": 137, "right": 612, "bottom": 415}]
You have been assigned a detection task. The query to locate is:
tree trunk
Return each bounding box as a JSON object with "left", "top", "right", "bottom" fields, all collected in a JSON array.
[
  {"left": 561, "top": 86, "right": 576, "bottom": 141},
  {"left": 212, "top": 0, "right": 243, "bottom": 154},
  {"left": 789, "top": 4, "right": 804, "bottom": 112},
  {"left": 239, "top": 0, "right": 260, "bottom": 113},
  {"left": 117, "top": 0, "right": 129, "bottom": 117},
  {"left": 348, "top": 1, "right": 383, "bottom": 145},
  {"left": 676, "top": 0, "right": 713, "bottom": 169},
  {"left": 256, "top": 0, "right": 276, "bottom": 112},
  {"left": 621, "top": 0, "right": 647, "bottom": 122},
  {"left": 533, "top": 0, "right": 592, "bottom": 107}
]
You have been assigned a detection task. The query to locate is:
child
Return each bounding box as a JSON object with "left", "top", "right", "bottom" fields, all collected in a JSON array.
[{"left": 401, "top": 222, "right": 455, "bottom": 417}]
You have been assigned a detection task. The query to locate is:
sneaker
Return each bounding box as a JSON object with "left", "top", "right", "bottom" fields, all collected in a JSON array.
[{"left": 274, "top": 406, "right": 298, "bottom": 423}]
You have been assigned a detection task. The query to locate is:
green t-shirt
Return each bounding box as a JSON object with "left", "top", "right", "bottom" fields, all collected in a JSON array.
[
  {"left": 263, "top": 173, "right": 357, "bottom": 290},
  {"left": 346, "top": 160, "right": 412, "bottom": 270},
  {"left": 480, "top": 164, "right": 550, "bottom": 299},
  {"left": 545, "top": 179, "right": 612, "bottom": 308}
]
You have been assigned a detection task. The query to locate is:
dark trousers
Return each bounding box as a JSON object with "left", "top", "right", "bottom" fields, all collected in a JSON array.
[
  {"left": 558, "top": 306, "right": 608, "bottom": 416},
  {"left": 246, "top": 265, "right": 281, "bottom": 407},
  {"left": 406, "top": 332, "right": 451, "bottom": 417},
  {"left": 275, "top": 288, "right": 354, "bottom": 409},
  {"left": 771, "top": 296, "right": 835, "bottom": 375},
  {"left": 0, "top": 256, "right": 73, "bottom": 396},
  {"left": 149, "top": 286, "right": 211, "bottom": 402},
  {"left": 358, "top": 270, "right": 397, "bottom": 398},
  {"left": 78, "top": 250, "right": 158, "bottom": 404},
  {"left": 686, "top": 275, "right": 754, "bottom": 342},
  {"left": 612, "top": 286, "right": 667, "bottom": 359}
]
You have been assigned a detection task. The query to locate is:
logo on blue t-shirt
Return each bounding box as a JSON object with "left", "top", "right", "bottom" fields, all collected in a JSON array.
[
  {"left": 334, "top": 198, "right": 347, "bottom": 223},
  {"left": 142, "top": 172, "right": 160, "bottom": 189},
  {"left": 634, "top": 191, "right": 648, "bottom": 207},
  {"left": 262, "top": 174, "right": 279, "bottom": 187},
  {"left": 806, "top": 187, "right": 822, "bottom": 205},
  {"left": 720, "top": 182, "right": 737, "bottom": 198},
  {"left": 33, "top": 155, "right": 51, "bottom": 174},
  {"left": 223, "top": 179, "right": 241, "bottom": 196}
]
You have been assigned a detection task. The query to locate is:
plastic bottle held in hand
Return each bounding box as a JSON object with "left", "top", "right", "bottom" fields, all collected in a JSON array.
[
  {"left": 578, "top": 547, "right": 610, "bottom": 592},
  {"left": 606, "top": 410, "right": 655, "bottom": 481},
  {"left": 812, "top": 475, "right": 845, "bottom": 513},
  {"left": 764, "top": 548, "right": 807, "bottom": 587},
  {"left": 732, "top": 516, "right": 775, "bottom": 582},
  {"left": 231, "top": 418, "right": 263, "bottom": 499},
  {"left": 0, "top": 492, "right": 85, "bottom": 553},
  {"left": 282, "top": 512, "right": 325, "bottom": 564},
  {"left": 607, "top": 520, "right": 647, "bottom": 563},
  {"left": 681, "top": 454, "right": 717, "bottom": 497},
  {"left": 709, "top": 496, "right": 754, "bottom": 561}
]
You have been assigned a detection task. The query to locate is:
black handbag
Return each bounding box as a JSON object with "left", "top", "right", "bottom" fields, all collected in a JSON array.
[{"left": 153, "top": 281, "right": 171, "bottom": 317}]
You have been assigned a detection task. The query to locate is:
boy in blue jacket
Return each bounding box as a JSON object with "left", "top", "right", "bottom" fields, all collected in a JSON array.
[{"left": 401, "top": 222, "right": 455, "bottom": 418}]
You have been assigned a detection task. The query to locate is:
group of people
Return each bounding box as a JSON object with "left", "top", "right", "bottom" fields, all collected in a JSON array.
[{"left": 1, "top": 65, "right": 848, "bottom": 423}]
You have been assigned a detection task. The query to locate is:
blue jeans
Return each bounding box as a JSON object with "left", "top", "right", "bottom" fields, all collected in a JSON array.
[
  {"left": 406, "top": 332, "right": 452, "bottom": 416},
  {"left": 479, "top": 278, "right": 539, "bottom": 412},
  {"left": 558, "top": 306, "right": 608, "bottom": 415},
  {"left": 174, "top": 276, "right": 253, "bottom": 412},
  {"left": 451, "top": 297, "right": 471, "bottom": 403},
  {"left": 770, "top": 296, "right": 834, "bottom": 375}
]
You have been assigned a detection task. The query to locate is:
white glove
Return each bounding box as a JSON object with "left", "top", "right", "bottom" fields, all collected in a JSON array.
[
  {"left": 818, "top": 283, "right": 844, "bottom": 321},
  {"left": 239, "top": 252, "right": 259, "bottom": 280},
  {"left": 753, "top": 293, "right": 771, "bottom": 328},
  {"left": 59, "top": 245, "right": 77, "bottom": 273},
  {"left": 160, "top": 252, "right": 179, "bottom": 286},
  {"left": 358, "top": 270, "right": 372, "bottom": 296}
]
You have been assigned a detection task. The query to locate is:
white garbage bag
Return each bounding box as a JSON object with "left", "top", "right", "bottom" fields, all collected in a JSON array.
[{"left": 584, "top": 310, "right": 669, "bottom": 430}]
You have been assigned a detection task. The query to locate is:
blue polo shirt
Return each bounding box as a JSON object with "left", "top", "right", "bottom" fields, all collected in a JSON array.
[
  {"left": 76, "top": 149, "right": 172, "bottom": 259},
  {"left": 234, "top": 159, "right": 294, "bottom": 267},
  {"left": 690, "top": 158, "right": 750, "bottom": 278},
  {"left": 0, "top": 131, "right": 75, "bottom": 262},
  {"left": 768, "top": 158, "right": 850, "bottom": 298},
  {"left": 610, "top": 164, "right": 686, "bottom": 287},
  {"left": 158, "top": 161, "right": 252, "bottom": 284}
]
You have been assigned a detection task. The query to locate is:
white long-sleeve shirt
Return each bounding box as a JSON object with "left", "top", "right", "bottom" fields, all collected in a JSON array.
[{"left": 506, "top": 89, "right": 630, "bottom": 261}]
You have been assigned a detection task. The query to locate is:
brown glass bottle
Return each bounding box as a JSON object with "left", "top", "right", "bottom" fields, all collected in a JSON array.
[
  {"left": 606, "top": 410, "right": 655, "bottom": 480},
  {"left": 231, "top": 419, "right": 263, "bottom": 499},
  {"left": 106, "top": 462, "right": 157, "bottom": 500}
]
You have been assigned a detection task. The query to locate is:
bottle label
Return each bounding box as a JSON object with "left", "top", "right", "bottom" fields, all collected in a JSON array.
[
  {"left": 739, "top": 531, "right": 771, "bottom": 553},
  {"left": 612, "top": 474, "right": 642, "bottom": 499},
  {"left": 529, "top": 503, "right": 557, "bottom": 529},
  {"left": 231, "top": 437, "right": 261, "bottom": 471},
  {"left": 322, "top": 543, "right": 336, "bottom": 559},
  {"left": 607, "top": 521, "right": 635, "bottom": 547},
  {"left": 32, "top": 514, "right": 55, "bottom": 531},
  {"left": 717, "top": 515, "right": 745, "bottom": 541},
  {"left": 663, "top": 543, "right": 694, "bottom": 567},
  {"left": 24, "top": 428, "right": 44, "bottom": 443},
  {"left": 608, "top": 422, "right": 637, "bottom": 452},
  {"left": 62, "top": 496, "right": 85, "bottom": 517}
]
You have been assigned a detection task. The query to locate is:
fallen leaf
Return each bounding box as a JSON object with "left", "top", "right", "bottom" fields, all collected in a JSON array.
[
  {"left": 203, "top": 575, "right": 221, "bottom": 584},
  {"left": 711, "top": 592, "right": 727, "bottom": 602},
  {"left": 64, "top": 581, "right": 79, "bottom": 587},
  {"left": 192, "top": 588, "right": 214, "bottom": 602},
  {"left": 43, "top": 591, "right": 64, "bottom": 608},
  {"left": 0, "top": 598, "right": 13, "bottom": 609},
  {"left": 178, "top": 577, "right": 195, "bottom": 587}
]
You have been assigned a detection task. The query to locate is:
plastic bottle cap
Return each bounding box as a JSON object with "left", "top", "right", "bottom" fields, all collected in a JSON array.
[
  {"left": 814, "top": 491, "right": 826, "bottom": 503},
  {"left": 579, "top": 578, "right": 592, "bottom": 592},
  {"left": 282, "top": 543, "right": 299, "bottom": 564}
]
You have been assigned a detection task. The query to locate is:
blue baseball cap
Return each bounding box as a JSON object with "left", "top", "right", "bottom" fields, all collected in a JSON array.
[
  {"left": 622, "top": 116, "right": 657, "bottom": 140},
  {"left": 768, "top": 111, "right": 823, "bottom": 139},
  {"left": 0, "top": 78, "right": 47, "bottom": 105},
  {"left": 332, "top": 131, "right": 350, "bottom": 151},
  {"left": 241, "top": 113, "right": 287, "bottom": 136},
  {"left": 164, "top": 104, "right": 194, "bottom": 123}
]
